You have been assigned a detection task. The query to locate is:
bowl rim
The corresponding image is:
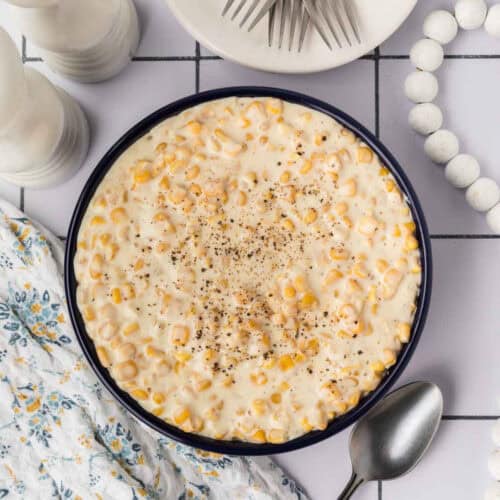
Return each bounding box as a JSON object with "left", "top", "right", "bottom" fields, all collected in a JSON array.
[{"left": 64, "top": 86, "right": 433, "bottom": 456}]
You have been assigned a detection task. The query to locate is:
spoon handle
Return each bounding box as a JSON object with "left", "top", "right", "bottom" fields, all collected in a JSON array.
[{"left": 337, "top": 471, "right": 364, "bottom": 500}]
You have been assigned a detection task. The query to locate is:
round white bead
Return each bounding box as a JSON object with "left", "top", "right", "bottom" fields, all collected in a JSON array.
[
  {"left": 492, "top": 419, "right": 500, "bottom": 446},
  {"left": 484, "top": 482, "right": 500, "bottom": 500},
  {"left": 424, "top": 129, "right": 459, "bottom": 164},
  {"left": 423, "top": 10, "right": 458, "bottom": 44},
  {"left": 410, "top": 38, "right": 444, "bottom": 72},
  {"left": 485, "top": 4, "right": 500, "bottom": 37},
  {"left": 404, "top": 71, "right": 439, "bottom": 103},
  {"left": 455, "top": 0, "right": 488, "bottom": 30},
  {"left": 466, "top": 177, "right": 500, "bottom": 212},
  {"left": 445, "top": 154, "right": 480, "bottom": 188},
  {"left": 488, "top": 449, "right": 500, "bottom": 480},
  {"left": 408, "top": 103, "right": 443, "bottom": 135},
  {"left": 486, "top": 203, "right": 500, "bottom": 234}
]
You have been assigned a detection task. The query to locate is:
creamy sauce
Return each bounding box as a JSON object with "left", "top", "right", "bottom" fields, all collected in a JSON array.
[{"left": 75, "top": 97, "right": 421, "bottom": 443}]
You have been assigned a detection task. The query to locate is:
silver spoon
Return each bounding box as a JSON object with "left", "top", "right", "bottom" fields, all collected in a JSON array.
[{"left": 338, "top": 381, "right": 443, "bottom": 499}]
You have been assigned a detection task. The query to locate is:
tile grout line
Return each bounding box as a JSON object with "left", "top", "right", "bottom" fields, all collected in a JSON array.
[
  {"left": 442, "top": 415, "right": 500, "bottom": 420},
  {"left": 430, "top": 234, "right": 500, "bottom": 239}
]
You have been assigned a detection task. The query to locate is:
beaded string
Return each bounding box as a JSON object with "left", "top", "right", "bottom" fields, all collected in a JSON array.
[{"left": 405, "top": 0, "right": 500, "bottom": 235}]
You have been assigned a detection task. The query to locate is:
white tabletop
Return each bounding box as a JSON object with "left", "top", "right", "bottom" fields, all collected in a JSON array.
[{"left": 1, "top": 1, "right": 499, "bottom": 498}]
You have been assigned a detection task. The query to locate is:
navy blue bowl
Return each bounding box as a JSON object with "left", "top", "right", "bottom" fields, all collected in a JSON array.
[{"left": 65, "top": 87, "right": 432, "bottom": 456}]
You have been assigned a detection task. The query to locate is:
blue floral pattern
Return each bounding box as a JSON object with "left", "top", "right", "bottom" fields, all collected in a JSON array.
[{"left": 0, "top": 200, "right": 308, "bottom": 500}]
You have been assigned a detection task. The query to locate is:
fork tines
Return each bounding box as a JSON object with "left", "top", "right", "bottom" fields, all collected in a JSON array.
[{"left": 221, "top": 0, "right": 361, "bottom": 51}]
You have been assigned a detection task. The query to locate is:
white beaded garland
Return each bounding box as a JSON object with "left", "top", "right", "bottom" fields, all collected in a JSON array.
[
  {"left": 485, "top": 482, "right": 500, "bottom": 500},
  {"left": 423, "top": 10, "right": 458, "bottom": 44},
  {"left": 485, "top": 4, "right": 500, "bottom": 37},
  {"left": 409, "top": 103, "right": 443, "bottom": 135},
  {"left": 405, "top": 2, "right": 500, "bottom": 233},
  {"left": 488, "top": 449, "right": 500, "bottom": 481},
  {"left": 445, "top": 154, "right": 480, "bottom": 188},
  {"left": 409, "top": 38, "right": 444, "bottom": 72},
  {"left": 424, "top": 129, "right": 459, "bottom": 164},
  {"left": 486, "top": 203, "right": 500, "bottom": 233},
  {"left": 404, "top": 71, "right": 439, "bottom": 103},
  {"left": 466, "top": 177, "right": 500, "bottom": 212},
  {"left": 455, "top": 0, "right": 488, "bottom": 30}
]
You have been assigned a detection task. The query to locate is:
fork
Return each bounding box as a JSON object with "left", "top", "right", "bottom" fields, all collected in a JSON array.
[
  {"left": 305, "top": 0, "right": 361, "bottom": 48},
  {"left": 222, "top": 0, "right": 361, "bottom": 51},
  {"left": 222, "top": 0, "right": 311, "bottom": 51}
]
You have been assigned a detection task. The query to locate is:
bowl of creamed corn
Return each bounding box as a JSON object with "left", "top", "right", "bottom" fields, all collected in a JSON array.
[{"left": 65, "top": 87, "right": 432, "bottom": 455}]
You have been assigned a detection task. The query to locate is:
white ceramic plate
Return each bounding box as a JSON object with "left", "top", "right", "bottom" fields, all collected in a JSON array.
[{"left": 165, "top": 0, "right": 417, "bottom": 73}]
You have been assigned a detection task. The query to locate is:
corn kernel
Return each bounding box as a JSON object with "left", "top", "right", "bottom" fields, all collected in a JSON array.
[
  {"left": 283, "top": 285, "right": 297, "bottom": 299},
  {"left": 383, "top": 349, "right": 397, "bottom": 367},
  {"left": 300, "top": 160, "right": 313, "bottom": 175},
  {"left": 175, "top": 351, "right": 192, "bottom": 362},
  {"left": 251, "top": 399, "right": 267, "bottom": 416},
  {"left": 397, "top": 322, "right": 411, "bottom": 343},
  {"left": 237, "top": 191, "right": 247, "bottom": 206},
  {"left": 280, "top": 171, "right": 291, "bottom": 183},
  {"left": 282, "top": 218, "right": 295, "bottom": 231},
  {"left": 267, "top": 429, "right": 286, "bottom": 444},
  {"left": 131, "top": 389, "right": 149, "bottom": 400},
  {"left": 252, "top": 429, "right": 266, "bottom": 443},
  {"left": 294, "top": 275, "right": 307, "bottom": 292},
  {"left": 186, "top": 120, "right": 202, "bottom": 135},
  {"left": 111, "top": 288, "right": 122, "bottom": 304},
  {"left": 171, "top": 325, "right": 190, "bottom": 346},
  {"left": 324, "top": 268, "right": 344, "bottom": 285},
  {"left": 250, "top": 372, "right": 268, "bottom": 385},
  {"left": 357, "top": 146, "right": 374, "bottom": 163},
  {"left": 270, "top": 393, "right": 282, "bottom": 404},
  {"left": 303, "top": 208, "right": 318, "bottom": 224},
  {"left": 90, "top": 216, "right": 106, "bottom": 226},
  {"left": 134, "top": 166, "right": 152, "bottom": 184},
  {"left": 330, "top": 248, "right": 349, "bottom": 261},
  {"left": 376, "top": 259, "right": 389, "bottom": 273},
  {"left": 83, "top": 306, "right": 95, "bottom": 322},
  {"left": 151, "top": 407, "right": 164, "bottom": 417},
  {"left": 174, "top": 407, "right": 191, "bottom": 425},
  {"left": 341, "top": 178, "right": 357, "bottom": 197},
  {"left": 123, "top": 322, "right": 139, "bottom": 336},
  {"left": 196, "top": 379, "right": 212, "bottom": 392},
  {"left": 278, "top": 354, "right": 295, "bottom": 371},
  {"left": 301, "top": 417, "right": 313, "bottom": 432},
  {"left": 96, "top": 347, "right": 110, "bottom": 367},
  {"left": 186, "top": 165, "right": 200, "bottom": 180},
  {"left": 300, "top": 292, "right": 317, "bottom": 309},
  {"left": 159, "top": 176, "right": 170, "bottom": 190},
  {"left": 405, "top": 235, "right": 419, "bottom": 251},
  {"left": 386, "top": 180, "right": 396, "bottom": 192}
]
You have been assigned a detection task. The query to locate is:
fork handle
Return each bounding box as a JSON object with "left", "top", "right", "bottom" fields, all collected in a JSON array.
[{"left": 337, "top": 471, "right": 364, "bottom": 500}]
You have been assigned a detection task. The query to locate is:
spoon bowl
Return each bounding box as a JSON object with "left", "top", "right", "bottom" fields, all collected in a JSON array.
[{"left": 339, "top": 381, "right": 443, "bottom": 499}]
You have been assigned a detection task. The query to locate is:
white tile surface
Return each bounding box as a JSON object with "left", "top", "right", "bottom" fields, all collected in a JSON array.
[
  {"left": 382, "top": 0, "right": 500, "bottom": 55},
  {"left": 200, "top": 59, "right": 376, "bottom": 131},
  {"left": 383, "top": 420, "right": 493, "bottom": 499},
  {"left": 274, "top": 429, "right": 378, "bottom": 500},
  {"left": 1, "top": 2, "right": 499, "bottom": 499},
  {"left": 134, "top": 0, "right": 195, "bottom": 58},
  {"left": 393, "top": 239, "right": 500, "bottom": 415},
  {"left": 23, "top": 59, "right": 195, "bottom": 235},
  {"left": 379, "top": 57, "right": 500, "bottom": 234}
]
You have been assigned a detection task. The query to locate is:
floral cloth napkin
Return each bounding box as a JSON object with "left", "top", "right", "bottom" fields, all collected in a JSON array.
[{"left": 0, "top": 199, "right": 307, "bottom": 500}]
